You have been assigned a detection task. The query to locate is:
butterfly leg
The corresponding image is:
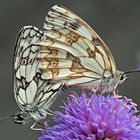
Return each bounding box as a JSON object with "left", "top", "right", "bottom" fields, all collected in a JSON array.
[
  {"left": 87, "top": 89, "right": 96, "bottom": 106},
  {"left": 88, "top": 79, "right": 103, "bottom": 105},
  {"left": 113, "top": 89, "right": 122, "bottom": 98},
  {"left": 30, "top": 122, "right": 43, "bottom": 131},
  {"left": 60, "top": 85, "right": 68, "bottom": 94},
  {"left": 46, "top": 109, "right": 60, "bottom": 117}
]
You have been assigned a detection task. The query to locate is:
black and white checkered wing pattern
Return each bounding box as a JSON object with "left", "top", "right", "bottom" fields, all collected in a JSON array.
[{"left": 14, "top": 26, "right": 62, "bottom": 112}]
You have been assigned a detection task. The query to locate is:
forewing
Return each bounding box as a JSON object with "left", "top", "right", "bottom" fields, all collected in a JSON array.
[{"left": 38, "top": 5, "right": 116, "bottom": 86}]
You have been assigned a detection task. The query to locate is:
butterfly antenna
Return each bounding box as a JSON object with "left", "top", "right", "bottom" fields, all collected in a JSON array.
[
  {"left": 0, "top": 115, "right": 15, "bottom": 121},
  {"left": 124, "top": 69, "right": 140, "bottom": 75}
]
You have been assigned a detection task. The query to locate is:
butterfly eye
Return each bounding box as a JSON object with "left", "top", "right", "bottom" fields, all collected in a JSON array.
[
  {"left": 21, "top": 58, "right": 28, "bottom": 65},
  {"left": 120, "top": 74, "right": 126, "bottom": 81},
  {"left": 14, "top": 114, "right": 24, "bottom": 124}
]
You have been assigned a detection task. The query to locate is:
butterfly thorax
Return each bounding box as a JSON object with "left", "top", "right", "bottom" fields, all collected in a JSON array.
[
  {"left": 98, "top": 70, "right": 126, "bottom": 93},
  {"left": 14, "top": 106, "right": 47, "bottom": 125},
  {"left": 78, "top": 70, "right": 126, "bottom": 93},
  {"left": 25, "top": 105, "right": 47, "bottom": 121}
]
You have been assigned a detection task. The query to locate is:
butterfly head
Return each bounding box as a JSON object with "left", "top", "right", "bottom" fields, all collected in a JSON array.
[
  {"left": 14, "top": 113, "right": 26, "bottom": 124},
  {"left": 98, "top": 71, "right": 127, "bottom": 93},
  {"left": 116, "top": 70, "right": 127, "bottom": 84},
  {"left": 14, "top": 107, "right": 47, "bottom": 125},
  {"left": 112, "top": 68, "right": 140, "bottom": 91},
  {"left": 107, "top": 70, "right": 127, "bottom": 91}
]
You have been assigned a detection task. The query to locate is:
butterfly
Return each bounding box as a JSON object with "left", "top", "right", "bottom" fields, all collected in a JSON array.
[
  {"left": 0, "top": 26, "right": 63, "bottom": 130},
  {"left": 35, "top": 5, "right": 140, "bottom": 94},
  {"left": 1, "top": 5, "right": 139, "bottom": 129}
]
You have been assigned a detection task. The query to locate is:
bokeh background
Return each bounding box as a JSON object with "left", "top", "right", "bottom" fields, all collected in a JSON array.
[{"left": 0, "top": 0, "right": 140, "bottom": 139}]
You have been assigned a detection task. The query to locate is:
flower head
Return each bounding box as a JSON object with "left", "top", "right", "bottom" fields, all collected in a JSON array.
[{"left": 39, "top": 92, "right": 140, "bottom": 140}]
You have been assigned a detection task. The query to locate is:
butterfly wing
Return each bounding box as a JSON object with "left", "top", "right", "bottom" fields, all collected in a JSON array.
[
  {"left": 14, "top": 26, "right": 62, "bottom": 112},
  {"left": 38, "top": 5, "right": 116, "bottom": 87}
]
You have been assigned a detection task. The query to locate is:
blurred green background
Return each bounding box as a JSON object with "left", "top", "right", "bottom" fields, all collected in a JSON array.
[{"left": 0, "top": 0, "right": 140, "bottom": 139}]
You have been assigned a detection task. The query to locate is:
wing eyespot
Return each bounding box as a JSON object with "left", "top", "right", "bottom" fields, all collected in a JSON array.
[
  {"left": 65, "top": 38, "right": 73, "bottom": 45},
  {"left": 71, "top": 34, "right": 79, "bottom": 41},
  {"left": 51, "top": 50, "right": 57, "bottom": 56},
  {"left": 21, "top": 58, "right": 28, "bottom": 65},
  {"left": 50, "top": 59, "right": 58, "bottom": 67},
  {"left": 92, "top": 38, "right": 100, "bottom": 46},
  {"left": 28, "top": 59, "right": 33, "bottom": 64}
]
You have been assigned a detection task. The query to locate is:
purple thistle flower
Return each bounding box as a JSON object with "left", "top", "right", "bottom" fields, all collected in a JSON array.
[{"left": 39, "top": 92, "right": 140, "bottom": 140}]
